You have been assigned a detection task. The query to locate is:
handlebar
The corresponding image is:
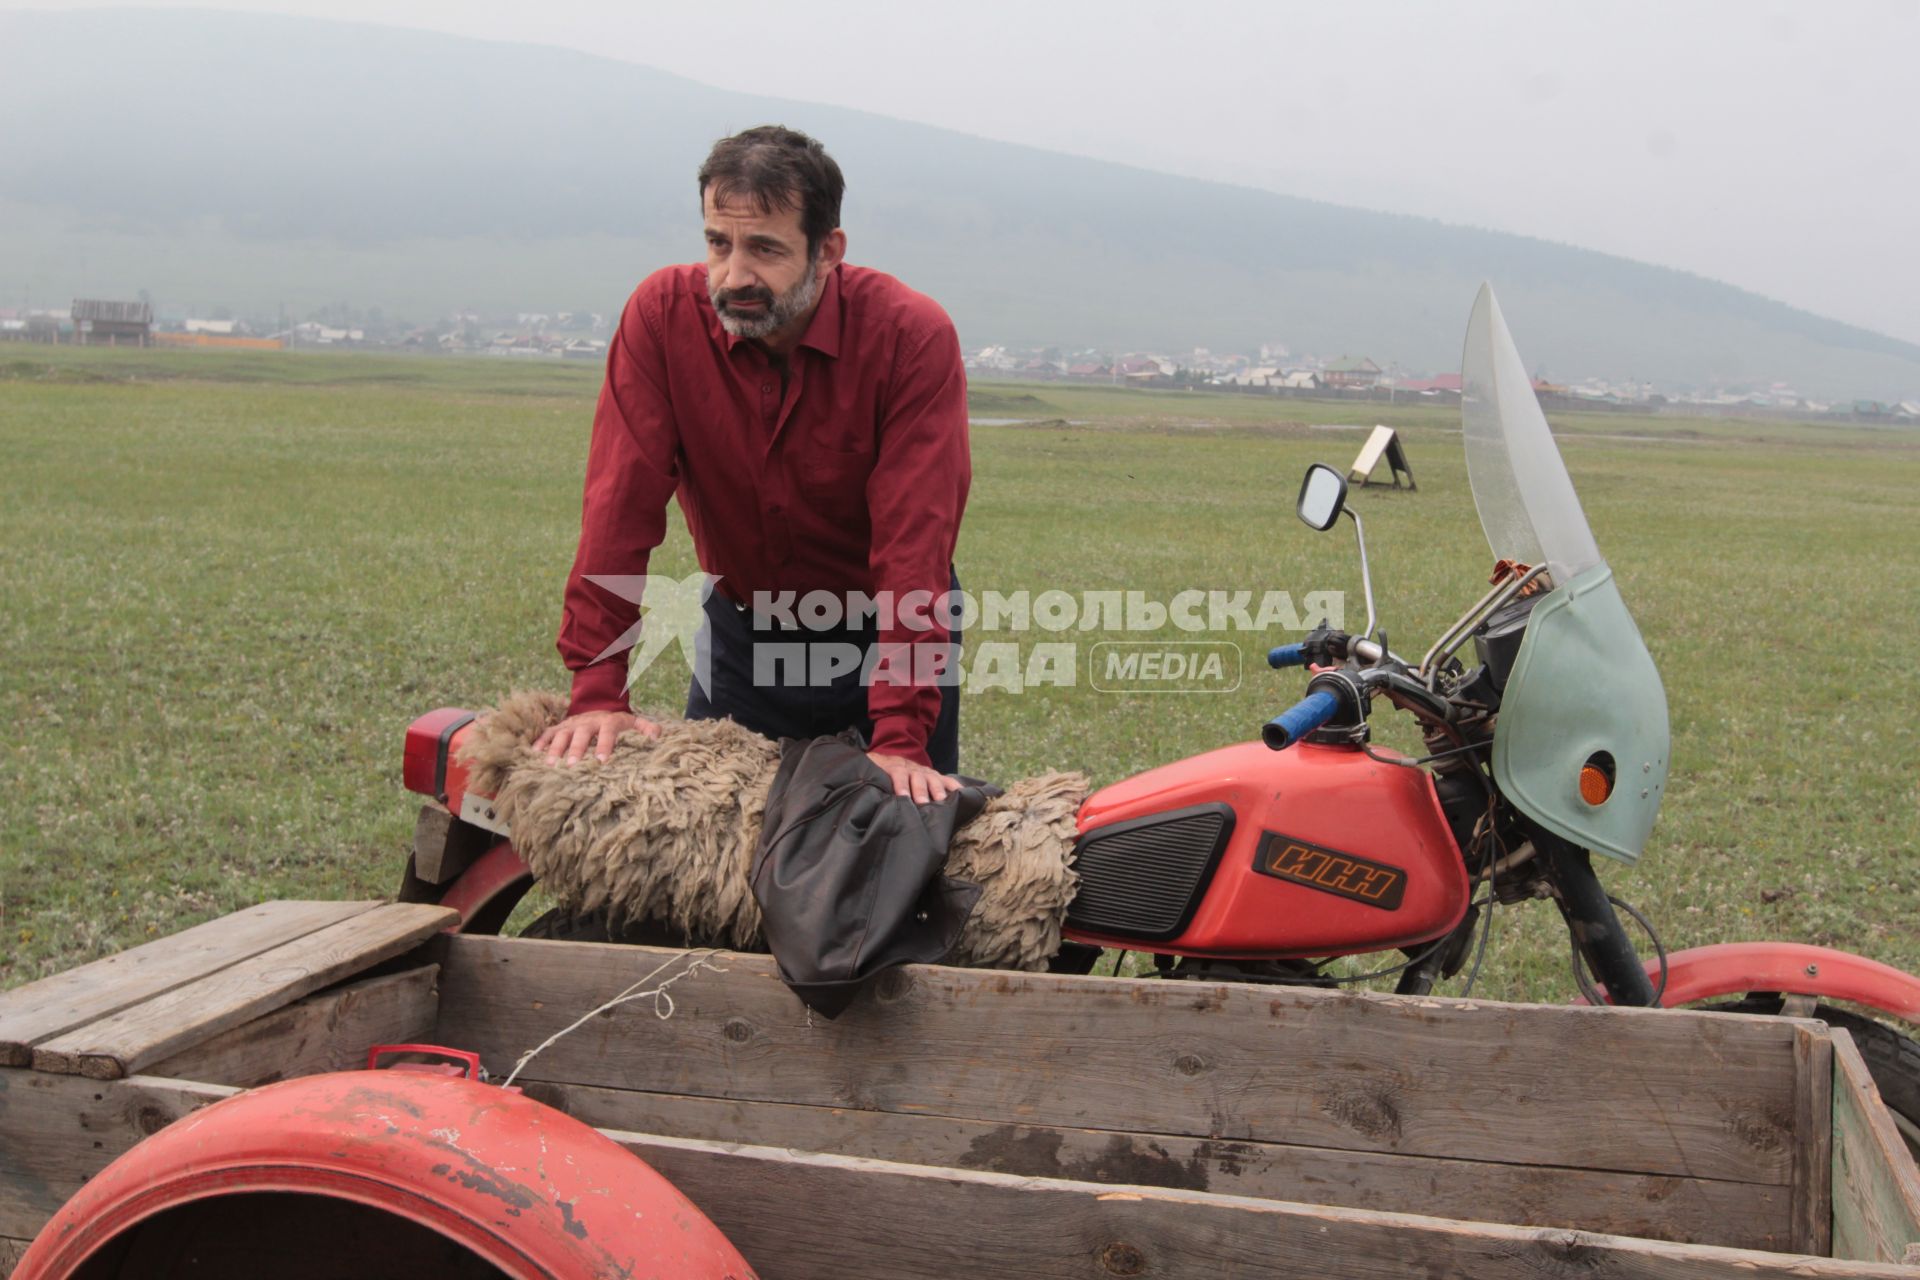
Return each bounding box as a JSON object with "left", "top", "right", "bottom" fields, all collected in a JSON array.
[
  {"left": 1267, "top": 643, "right": 1308, "bottom": 669},
  {"left": 1270, "top": 630, "right": 1387, "bottom": 670},
  {"left": 1262, "top": 688, "right": 1342, "bottom": 751}
]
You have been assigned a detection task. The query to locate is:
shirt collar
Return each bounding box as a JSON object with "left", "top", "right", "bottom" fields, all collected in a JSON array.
[
  {"left": 795, "top": 264, "right": 843, "bottom": 360},
  {"left": 703, "top": 262, "right": 843, "bottom": 360}
]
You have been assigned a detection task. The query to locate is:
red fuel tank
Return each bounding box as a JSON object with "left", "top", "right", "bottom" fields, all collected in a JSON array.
[{"left": 1065, "top": 740, "right": 1470, "bottom": 958}]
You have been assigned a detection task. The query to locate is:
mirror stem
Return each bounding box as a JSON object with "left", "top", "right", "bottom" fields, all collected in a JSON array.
[{"left": 1344, "top": 508, "right": 1377, "bottom": 640}]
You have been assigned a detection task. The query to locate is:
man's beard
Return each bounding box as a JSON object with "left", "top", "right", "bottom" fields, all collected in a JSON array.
[{"left": 710, "top": 259, "right": 821, "bottom": 340}]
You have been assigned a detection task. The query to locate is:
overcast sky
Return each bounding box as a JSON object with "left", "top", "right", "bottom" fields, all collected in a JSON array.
[{"left": 24, "top": 0, "right": 1920, "bottom": 344}]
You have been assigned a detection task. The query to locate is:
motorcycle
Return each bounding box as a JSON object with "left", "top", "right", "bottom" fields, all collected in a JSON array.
[{"left": 401, "top": 284, "right": 1920, "bottom": 1148}]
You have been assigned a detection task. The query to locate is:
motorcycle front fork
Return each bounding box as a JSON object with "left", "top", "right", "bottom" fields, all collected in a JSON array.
[
  {"left": 1536, "top": 829, "right": 1658, "bottom": 1007},
  {"left": 1395, "top": 828, "right": 1658, "bottom": 1006}
]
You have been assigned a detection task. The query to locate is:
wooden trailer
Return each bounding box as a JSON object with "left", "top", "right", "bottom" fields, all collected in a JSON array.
[{"left": 1, "top": 899, "right": 1917, "bottom": 1277}]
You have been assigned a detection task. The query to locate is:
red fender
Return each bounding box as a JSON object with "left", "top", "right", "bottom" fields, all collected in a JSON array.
[
  {"left": 14, "top": 1071, "right": 755, "bottom": 1280},
  {"left": 1613, "top": 942, "right": 1920, "bottom": 1024},
  {"left": 436, "top": 840, "right": 535, "bottom": 933}
]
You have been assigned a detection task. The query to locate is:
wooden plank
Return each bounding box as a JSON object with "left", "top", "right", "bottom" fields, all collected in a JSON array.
[
  {"left": 1790, "top": 1023, "right": 1834, "bottom": 1256},
  {"left": 0, "top": 1237, "right": 29, "bottom": 1278},
  {"left": 0, "top": 1064, "right": 1894, "bottom": 1277},
  {"left": 0, "top": 901, "right": 379, "bottom": 1066},
  {"left": 0, "top": 1070, "right": 233, "bottom": 1239},
  {"left": 411, "top": 803, "right": 491, "bottom": 884},
  {"left": 1831, "top": 1029, "right": 1920, "bottom": 1264},
  {"left": 33, "top": 905, "right": 456, "bottom": 1080},
  {"left": 146, "top": 966, "right": 439, "bottom": 1088},
  {"left": 602, "top": 1128, "right": 1920, "bottom": 1279},
  {"left": 432, "top": 936, "right": 1808, "bottom": 1184},
  {"left": 526, "top": 1079, "right": 1793, "bottom": 1251}
]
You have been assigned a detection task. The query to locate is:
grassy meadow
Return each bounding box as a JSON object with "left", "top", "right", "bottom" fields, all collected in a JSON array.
[{"left": 2, "top": 346, "right": 1916, "bottom": 1004}]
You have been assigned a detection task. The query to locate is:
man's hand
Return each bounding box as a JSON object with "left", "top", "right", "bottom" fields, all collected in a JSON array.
[
  {"left": 868, "top": 751, "right": 962, "bottom": 805},
  {"left": 534, "top": 710, "right": 661, "bottom": 766}
]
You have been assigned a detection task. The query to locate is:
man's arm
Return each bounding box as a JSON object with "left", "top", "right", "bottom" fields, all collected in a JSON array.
[
  {"left": 548, "top": 288, "right": 681, "bottom": 758},
  {"left": 864, "top": 315, "right": 971, "bottom": 794}
]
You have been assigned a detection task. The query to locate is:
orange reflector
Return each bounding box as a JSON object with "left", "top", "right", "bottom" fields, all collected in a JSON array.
[{"left": 1579, "top": 765, "right": 1613, "bottom": 805}]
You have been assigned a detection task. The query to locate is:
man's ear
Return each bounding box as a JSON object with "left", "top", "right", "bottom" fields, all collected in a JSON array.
[{"left": 816, "top": 228, "right": 847, "bottom": 273}]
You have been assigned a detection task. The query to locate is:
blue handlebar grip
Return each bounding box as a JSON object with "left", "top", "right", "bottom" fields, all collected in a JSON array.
[
  {"left": 1262, "top": 688, "right": 1341, "bottom": 751},
  {"left": 1267, "top": 643, "right": 1308, "bottom": 669}
]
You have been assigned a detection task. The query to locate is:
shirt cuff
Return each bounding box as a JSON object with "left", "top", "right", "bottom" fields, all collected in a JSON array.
[
  {"left": 567, "top": 661, "right": 633, "bottom": 718},
  {"left": 866, "top": 714, "right": 932, "bottom": 767}
]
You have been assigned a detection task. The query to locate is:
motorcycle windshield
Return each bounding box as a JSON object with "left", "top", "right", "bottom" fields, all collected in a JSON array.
[
  {"left": 1462, "top": 284, "right": 1668, "bottom": 864},
  {"left": 1461, "top": 285, "right": 1602, "bottom": 585}
]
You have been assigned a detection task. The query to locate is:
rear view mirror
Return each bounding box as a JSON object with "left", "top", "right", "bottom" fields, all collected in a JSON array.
[{"left": 1297, "top": 464, "right": 1349, "bottom": 531}]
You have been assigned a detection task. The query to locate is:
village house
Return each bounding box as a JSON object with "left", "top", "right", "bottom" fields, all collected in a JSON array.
[
  {"left": 71, "top": 299, "right": 152, "bottom": 347},
  {"left": 1323, "top": 355, "right": 1384, "bottom": 389}
]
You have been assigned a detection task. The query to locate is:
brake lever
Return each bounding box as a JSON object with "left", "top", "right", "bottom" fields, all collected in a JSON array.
[{"left": 1356, "top": 666, "right": 1456, "bottom": 725}]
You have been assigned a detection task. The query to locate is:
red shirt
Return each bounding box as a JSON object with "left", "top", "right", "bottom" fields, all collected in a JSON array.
[{"left": 557, "top": 262, "right": 971, "bottom": 765}]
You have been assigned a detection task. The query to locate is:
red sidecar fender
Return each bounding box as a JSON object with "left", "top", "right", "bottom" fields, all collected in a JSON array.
[{"left": 13, "top": 1070, "right": 755, "bottom": 1280}]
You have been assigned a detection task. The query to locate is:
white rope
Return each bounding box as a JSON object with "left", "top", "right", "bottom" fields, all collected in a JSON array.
[{"left": 500, "top": 949, "right": 728, "bottom": 1091}]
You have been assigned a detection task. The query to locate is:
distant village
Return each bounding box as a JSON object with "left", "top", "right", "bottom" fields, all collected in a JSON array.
[
  {"left": 6, "top": 298, "right": 1918, "bottom": 424},
  {"left": 966, "top": 341, "right": 1920, "bottom": 423},
  {"left": 0, "top": 299, "right": 614, "bottom": 363}
]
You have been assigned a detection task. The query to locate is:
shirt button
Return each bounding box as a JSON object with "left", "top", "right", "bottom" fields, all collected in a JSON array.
[{"left": 761, "top": 383, "right": 772, "bottom": 394}]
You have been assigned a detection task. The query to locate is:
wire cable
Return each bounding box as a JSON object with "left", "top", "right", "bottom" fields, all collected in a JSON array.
[
  {"left": 1566, "top": 892, "right": 1670, "bottom": 1007},
  {"left": 1458, "top": 898, "right": 1496, "bottom": 996},
  {"left": 1608, "top": 892, "right": 1670, "bottom": 1005}
]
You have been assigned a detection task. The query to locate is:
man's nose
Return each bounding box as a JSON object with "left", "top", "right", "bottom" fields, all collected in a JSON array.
[{"left": 722, "top": 255, "right": 758, "bottom": 291}]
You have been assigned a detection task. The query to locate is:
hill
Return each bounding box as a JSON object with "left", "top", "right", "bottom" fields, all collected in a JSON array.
[{"left": 3, "top": 8, "right": 1917, "bottom": 397}]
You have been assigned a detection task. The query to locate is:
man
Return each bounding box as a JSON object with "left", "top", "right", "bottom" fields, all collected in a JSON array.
[{"left": 535, "top": 125, "right": 970, "bottom": 804}]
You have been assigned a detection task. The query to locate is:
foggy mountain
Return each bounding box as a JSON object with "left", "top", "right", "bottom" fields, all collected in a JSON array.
[{"left": 4, "top": 8, "right": 1917, "bottom": 398}]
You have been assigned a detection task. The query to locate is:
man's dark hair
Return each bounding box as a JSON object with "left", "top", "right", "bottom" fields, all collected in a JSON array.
[{"left": 698, "top": 125, "right": 845, "bottom": 258}]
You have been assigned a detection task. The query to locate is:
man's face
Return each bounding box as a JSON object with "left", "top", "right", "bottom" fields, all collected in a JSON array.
[{"left": 703, "top": 189, "right": 821, "bottom": 341}]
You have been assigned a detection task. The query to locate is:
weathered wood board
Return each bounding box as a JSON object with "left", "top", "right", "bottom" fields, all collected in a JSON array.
[
  {"left": 410, "top": 802, "right": 492, "bottom": 885},
  {"left": 0, "top": 1071, "right": 232, "bottom": 1240},
  {"left": 525, "top": 1079, "right": 1793, "bottom": 1251},
  {"left": 1791, "top": 1023, "right": 1835, "bottom": 1255},
  {"left": 31, "top": 904, "right": 455, "bottom": 1080},
  {"left": 603, "top": 1128, "right": 1920, "bottom": 1280},
  {"left": 432, "top": 936, "right": 1813, "bottom": 1185},
  {"left": 147, "top": 966, "right": 439, "bottom": 1089},
  {"left": 0, "top": 901, "right": 379, "bottom": 1067},
  {"left": 1832, "top": 1029, "right": 1920, "bottom": 1265},
  {"left": 0, "top": 1067, "right": 1899, "bottom": 1280}
]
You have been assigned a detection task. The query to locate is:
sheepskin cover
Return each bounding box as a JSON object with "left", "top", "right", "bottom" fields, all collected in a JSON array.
[{"left": 457, "top": 691, "right": 1087, "bottom": 970}]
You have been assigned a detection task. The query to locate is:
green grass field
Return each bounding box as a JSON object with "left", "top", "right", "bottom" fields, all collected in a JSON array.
[{"left": 3, "top": 348, "right": 1916, "bottom": 1004}]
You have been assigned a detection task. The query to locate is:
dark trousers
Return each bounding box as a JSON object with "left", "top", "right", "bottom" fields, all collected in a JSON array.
[{"left": 684, "top": 573, "right": 963, "bottom": 773}]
